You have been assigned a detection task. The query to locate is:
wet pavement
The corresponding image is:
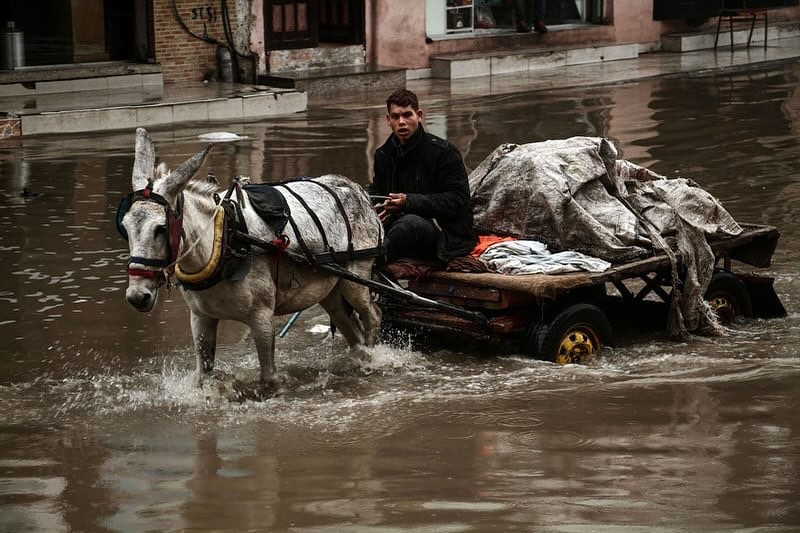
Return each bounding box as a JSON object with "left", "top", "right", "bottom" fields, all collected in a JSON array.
[{"left": 1, "top": 48, "right": 800, "bottom": 531}]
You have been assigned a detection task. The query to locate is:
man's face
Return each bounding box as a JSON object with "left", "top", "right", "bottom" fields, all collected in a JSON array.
[{"left": 386, "top": 104, "right": 423, "bottom": 145}]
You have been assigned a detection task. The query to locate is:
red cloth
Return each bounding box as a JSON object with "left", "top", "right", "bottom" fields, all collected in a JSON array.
[{"left": 470, "top": 235, "right": 516, "bottom": 257}]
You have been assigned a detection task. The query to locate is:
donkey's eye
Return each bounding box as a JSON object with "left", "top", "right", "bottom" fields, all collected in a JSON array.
[{"left": 153, "top": 225, "right": 167, "bottom": 239}]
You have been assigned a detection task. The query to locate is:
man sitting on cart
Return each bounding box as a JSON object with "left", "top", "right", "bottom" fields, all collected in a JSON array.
[{"left": 369, "top": 89, "right": 478, "bottom": 265}]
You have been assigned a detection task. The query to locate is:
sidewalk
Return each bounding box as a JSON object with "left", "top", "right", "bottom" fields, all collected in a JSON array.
[
  {"left": 409, "top": 35, "right": 800, "bottom": 106},
  {"left": 3, "top": 35, "right": 800, "bottom": 138}
]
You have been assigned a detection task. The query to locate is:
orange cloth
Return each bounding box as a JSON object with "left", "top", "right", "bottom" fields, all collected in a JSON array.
[{"left": 470, "top": 234, "right": 516, "bottom": 256}]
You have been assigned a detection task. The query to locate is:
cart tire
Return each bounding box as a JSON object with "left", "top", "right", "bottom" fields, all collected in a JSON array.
[
  {"left": 704, "top": 270, "right": 752, "bottom": 324},
  {"left": 523, "top": 304, "right": 613, "bottom": 365}
]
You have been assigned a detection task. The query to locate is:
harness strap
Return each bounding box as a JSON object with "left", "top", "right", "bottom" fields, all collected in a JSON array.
[
  {"left": 311, "top": 248, "right": 382, "bottom": 264},
  {"left": 223, "top": 179, "right": 240, "bottom": 202},
  {"left": 118, "top": 185, "right": 185, "bottom": 283},
  {"left": 282, "top": 214, "right": 316, "bottom": 264},
  {"left": 233, "top": 231, "right": 290, "bottom": 253},
  {"left": 127, "top": 268, "right": 161, "bottom": 279},
  {"left": 129, "top": 256, "right": 169, "bottom": 268},
  {"left": 276, "top": 177, "right": 366, "bottom": 264},
  {"left": 302, "top": 179, "right": 355, "bottom": 253},
  {"left": 277, "top": 182, "right": 333, "bottom": 255}
]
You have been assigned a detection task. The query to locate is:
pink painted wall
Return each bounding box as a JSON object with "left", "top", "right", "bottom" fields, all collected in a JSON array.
[
  {"left": 366, "top": 0, "right": 430, "bottom": 69},
  {"left": 365, "top": 0, "right": 800, "bottom": 70},
  {"left": 608, "top": 0, "right": 687, "bottom": 44},
  {"left": 245, "top": 1, "right": 800, "bottom": 74}
]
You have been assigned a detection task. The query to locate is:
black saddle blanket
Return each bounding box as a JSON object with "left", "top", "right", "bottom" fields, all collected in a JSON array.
[{"left": 243, "top": 184, "right": 290, "bottom": 234}]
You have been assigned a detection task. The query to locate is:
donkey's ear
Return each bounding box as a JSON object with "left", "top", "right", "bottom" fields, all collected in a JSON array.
[
  {"left": 162, "top": 144, "right": 213, "bottom": 199},
  {"left": 132, "top": 128, "right": 155, "bottom": 191}
]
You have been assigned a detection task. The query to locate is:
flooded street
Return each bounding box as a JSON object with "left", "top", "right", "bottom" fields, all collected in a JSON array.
[{"left": 1, "top": 63, "right": 800, "bottom": 531}]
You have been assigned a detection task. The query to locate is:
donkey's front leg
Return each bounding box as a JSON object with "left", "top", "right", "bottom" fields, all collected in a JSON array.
[
  {"left": 190, "top": 311, "right": 219, "bottom": 387},
  {"left": 251, "top": 310, "right": 280, "bottom": 397}
]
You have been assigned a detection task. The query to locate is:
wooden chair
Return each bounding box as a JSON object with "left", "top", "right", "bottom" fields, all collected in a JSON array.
[{"left": 714, "top": 1, "right": 769, "bottom": 50}]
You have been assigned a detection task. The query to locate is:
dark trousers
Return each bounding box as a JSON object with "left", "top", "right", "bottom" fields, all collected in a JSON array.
[
  {"left": 514, "top": 0, "right": 545, "bottom": 22},
  {"left": 383, "top": 214, "right": 439, "bottom": 263}
]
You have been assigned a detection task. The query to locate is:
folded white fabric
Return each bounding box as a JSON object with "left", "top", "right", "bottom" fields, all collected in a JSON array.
[{"left": 479, "top": 240, "right": 611, "bottom": 275}]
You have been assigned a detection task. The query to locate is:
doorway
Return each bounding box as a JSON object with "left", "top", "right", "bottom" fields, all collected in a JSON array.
[
  {"left": 264, "top": 0, "right": 364, "bottom": 51},
  {"left": 0, "top": 0, "right": 152, "bottom": 67}
]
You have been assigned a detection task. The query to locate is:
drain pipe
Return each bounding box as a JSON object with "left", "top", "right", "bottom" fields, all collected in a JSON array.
[
  {"left": 220, "top": 0, "right": 259, "bottom": 83},
  {"left": 171, "top": 0, "right": 235, "bottom": 82},
  {"left": 368, "top": 0, "right": 378, "bottom": 66},
  {"left": 171, "top": 0, "right": 221, "bottom": 45},
  {"left": 220, "top": 0, "right": 241, "bottom": 81},
  {"left": 170, "top": 0, "right": 259, "bottom": 83}
]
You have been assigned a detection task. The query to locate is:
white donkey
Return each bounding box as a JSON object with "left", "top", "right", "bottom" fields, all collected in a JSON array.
[{"left": 119, "top": 128, "right": 383, "bottom": 397}]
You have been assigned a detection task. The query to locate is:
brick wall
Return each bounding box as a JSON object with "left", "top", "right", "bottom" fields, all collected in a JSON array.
[{"left": 152, "top": 0, "right": 244, "bottom": 83}]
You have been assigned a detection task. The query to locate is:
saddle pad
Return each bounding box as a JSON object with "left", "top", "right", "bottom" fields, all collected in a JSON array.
[{"left": 243, "top": 184, "right": 290, "bottom": 234}]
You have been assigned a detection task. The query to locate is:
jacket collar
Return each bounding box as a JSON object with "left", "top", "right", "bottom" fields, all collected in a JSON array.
[{"left": 391, "top": 124, "right": 425, "bottom": 157}]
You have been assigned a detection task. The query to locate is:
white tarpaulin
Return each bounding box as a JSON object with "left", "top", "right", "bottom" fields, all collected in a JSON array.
[
  {"left": 479, "top": 240, "right": 612, "bottom": 275},
  {"left": 469, "top": 137, "right": 743, "bottom": 337}
]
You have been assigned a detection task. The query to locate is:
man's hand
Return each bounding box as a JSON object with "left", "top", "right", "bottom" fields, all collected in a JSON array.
[
  {"left": 377, "top": 193, "right": 406, "bottom": 223},
  {"left": 384, "top": 193, "right": 406, "bottom": 212}
]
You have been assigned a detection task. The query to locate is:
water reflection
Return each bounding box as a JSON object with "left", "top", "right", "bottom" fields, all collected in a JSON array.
[{"left": 1, "top": 64, "right": 800, "bottom": 531}]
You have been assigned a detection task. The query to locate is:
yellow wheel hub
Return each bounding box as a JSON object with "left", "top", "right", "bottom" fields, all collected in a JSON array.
[
  {"left": 708, "top": 296, "right": 736, "bottom": 323},
  {"left": 554, "top": 328, "right": 599, "bottom": 365}
]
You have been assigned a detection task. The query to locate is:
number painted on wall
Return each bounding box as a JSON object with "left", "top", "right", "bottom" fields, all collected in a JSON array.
[{"left": 191, "top": 7, "right": 218, "bottom": 23}]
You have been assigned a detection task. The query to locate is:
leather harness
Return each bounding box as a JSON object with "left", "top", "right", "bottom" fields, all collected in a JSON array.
[{"left": 117, "top": 177, "right": 382, "bottom": 291}]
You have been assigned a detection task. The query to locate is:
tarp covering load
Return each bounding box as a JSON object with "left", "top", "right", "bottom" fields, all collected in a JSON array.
[{"left": 469, "top": 137, "right": 743, "bottom": 338}]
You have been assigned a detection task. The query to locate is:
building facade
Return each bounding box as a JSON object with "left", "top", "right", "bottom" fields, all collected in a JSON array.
[{"left": 1, "top": 1, "right": 798, "bottom": 85}]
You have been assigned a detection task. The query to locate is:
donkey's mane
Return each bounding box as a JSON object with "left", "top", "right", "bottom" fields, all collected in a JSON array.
[{"left": 184, "top": 178, "right": 220, "bottom": 197}]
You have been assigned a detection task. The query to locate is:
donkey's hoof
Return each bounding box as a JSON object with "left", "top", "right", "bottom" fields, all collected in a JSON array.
[
  {"left": 329, "top": 349, "right": 371, "bottom": 376},
  {"left": 255, "top": 381, "right": 282, "bottom": 400},
  {"left": 329, "top": 355, "right": 362, "bottom": 376},
  {"left": 225, "top": 378, "right": 282, "bottom": 402}
]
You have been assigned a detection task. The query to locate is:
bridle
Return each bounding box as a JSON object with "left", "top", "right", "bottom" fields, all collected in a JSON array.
[{"left": 116, "top": 181, "right": 184, "bottom": 285}]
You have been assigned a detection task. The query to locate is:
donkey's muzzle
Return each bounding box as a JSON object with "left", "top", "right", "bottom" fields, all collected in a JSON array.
[{"left": 126, "top": 286, "right": 156, "bottom": 312}]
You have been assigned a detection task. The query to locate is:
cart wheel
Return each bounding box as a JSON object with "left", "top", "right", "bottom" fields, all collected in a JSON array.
[
  {"left": 704, "top": 270, "right": 752, "bottom": 324},
  {"left": 523, "top": 304, "right": 613, "bottom": 365}
]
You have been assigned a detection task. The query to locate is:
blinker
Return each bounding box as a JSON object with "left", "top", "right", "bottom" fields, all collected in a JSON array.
[
  {"left": 116, "top": 188, "right": 185, "bottom": 277},
  {"left": 116, "top": 188, "right": 178, "bottom": 241},
  {"left": 116, "top": 194, "right": 133, "bottom": 240}
]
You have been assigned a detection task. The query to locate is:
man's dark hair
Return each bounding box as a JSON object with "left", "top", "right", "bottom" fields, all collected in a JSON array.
[{"left": 386, "top": 89, "right": 419, "bottom": 112}]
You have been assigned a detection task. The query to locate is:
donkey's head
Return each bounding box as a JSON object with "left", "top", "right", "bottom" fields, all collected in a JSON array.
[{"left": 118, "top": 128, "right": 211, "bottom": 312}]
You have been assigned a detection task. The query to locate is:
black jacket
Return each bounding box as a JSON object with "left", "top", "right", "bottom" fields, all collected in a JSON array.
[{"left": 369, "top": 125, "right": 477, "bottom": 261}]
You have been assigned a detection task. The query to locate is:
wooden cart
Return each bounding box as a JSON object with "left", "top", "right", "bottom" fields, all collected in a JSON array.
[{"left": 375, "top": 224, "right": 786, "bottom": 363}]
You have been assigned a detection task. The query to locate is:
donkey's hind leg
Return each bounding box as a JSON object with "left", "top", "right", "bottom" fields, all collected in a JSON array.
[
  {"left": 320, "top": 284, "right": 365, "bottom": 347},
  {"left": 339, "top": 282, "right": 381, "bottom": 347},
  {"left": 340, "top": 262, "right": 382, "bottom": 346}
]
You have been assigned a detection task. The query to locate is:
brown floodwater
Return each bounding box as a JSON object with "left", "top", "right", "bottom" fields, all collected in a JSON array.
[{"left": 1, "top": 64, "right": 799, "bottom": 531}]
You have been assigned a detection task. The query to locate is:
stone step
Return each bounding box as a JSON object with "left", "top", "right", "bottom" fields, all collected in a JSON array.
[
  {"left": 260, "top": 63, "right": 406, "bottom": 96},
  {"left": 0, "top": 82, "right": 307, "bottom": 137},
  {"left": 0, "top": 62, "right": 163, "bottom": 97},
  {"left": 430, "top": 42, "right": 640, "bottom": 79},
  {"left": 661, "top": 20, "right": 800, "bottom": 52}
]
